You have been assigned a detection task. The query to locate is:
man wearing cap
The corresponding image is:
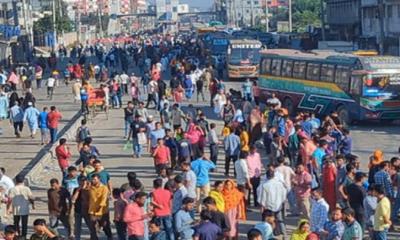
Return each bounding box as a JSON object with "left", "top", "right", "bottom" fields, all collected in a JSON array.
[{"left": 23, "top": 102, "right": 40, "bottom": 138}]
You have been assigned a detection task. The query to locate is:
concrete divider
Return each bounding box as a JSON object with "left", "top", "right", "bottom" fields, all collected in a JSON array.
[{"left": 19, "top": 111, "right": 83, "bottom": 187}]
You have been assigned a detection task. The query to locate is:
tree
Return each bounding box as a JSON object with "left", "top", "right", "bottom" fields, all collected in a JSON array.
[
  {"left": 292, "top": 0, "right": 321, "bottom": 32},
  {"left": 33, "top": 14, "right": 73, "bottom": 34}
]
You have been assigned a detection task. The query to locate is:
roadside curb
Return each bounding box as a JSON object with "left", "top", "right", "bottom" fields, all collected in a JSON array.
[{"left": 18, "top": 110, "right": 82, "bottom": 187}]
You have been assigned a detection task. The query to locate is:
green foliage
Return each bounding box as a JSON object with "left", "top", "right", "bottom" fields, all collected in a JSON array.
[
  {"left": 33, "top": 14, "right": 73, "bottom": 34},
  {"left": 292, "top": 0, "right": 322, "bottom": 32}
]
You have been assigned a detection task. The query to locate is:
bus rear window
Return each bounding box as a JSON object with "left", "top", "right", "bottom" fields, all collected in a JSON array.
[
  {"left": 320, "top": 64, "right": 335, "bottom": 82},
  {"left": 282, "top": 60, "right": 293, "bottom": 77},
  {"left": 293, "top": 61, "right": 306, "bottom": 79},
  {"left": 306, "top": 63, "right": 321, "bottom": 81}
]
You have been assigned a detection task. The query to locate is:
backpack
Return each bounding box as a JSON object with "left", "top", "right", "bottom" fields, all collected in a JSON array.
[{"left": 76, "top": 126, "right": 90, "bottom": 142}]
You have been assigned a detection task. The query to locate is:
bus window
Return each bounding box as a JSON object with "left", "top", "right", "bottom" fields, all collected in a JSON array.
[
  {"left": 271, "top": 59, "right": 282, "bottom": 76},
  {"left": 282, "top": 60, "right": 293, "bottom": 77},
  {"left": 335, "top": 66, "right": 351, "bottom": 91},
  {"left": 293, "top": 61, "right": 306, "bottom": 79},
  {"left": 306, "top": 63, "right": 321, "bottom": 81},
  {"left": 320, "top": 64, "right": 335, "bottom": 82},
  {"left": 261, "top": 58, "right": 272, "bottom": 74},
  {"left": 350, "top": 76, "right": 362, "bottom": 95}
]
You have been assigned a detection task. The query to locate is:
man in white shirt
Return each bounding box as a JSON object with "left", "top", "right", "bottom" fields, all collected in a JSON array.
[
  {"left": 0, "top": 168, "right": 15, "bottom": 193},
  {"left": 235, "top": 153, "right": 251, "bottom": 201},
  {"left": 46, "top": 76, "right": 56, "bottom": 99},
  {"left": 275, "top": 156, "right": 296, "bottom": 214},
  {"left": 257, "top": 169, "right": 288, "bottom": 238}
]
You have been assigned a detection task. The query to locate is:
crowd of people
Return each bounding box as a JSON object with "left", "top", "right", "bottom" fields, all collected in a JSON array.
[{"left": 0, "top": 33, "right": 397, "bottom": 240}]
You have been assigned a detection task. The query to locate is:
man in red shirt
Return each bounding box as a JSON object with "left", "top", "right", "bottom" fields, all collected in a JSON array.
[
  {"left": 47, "top": 106, "right": 62, "bottom": 143},
  {"left": 152, "top": 138, "right": 170, "bottom": 174},
  {"left": 55, "top": 138, "right": 71, "bottom": 173},
  {"left": 151, "top": 178, "right": 174, "bottom": 240}
]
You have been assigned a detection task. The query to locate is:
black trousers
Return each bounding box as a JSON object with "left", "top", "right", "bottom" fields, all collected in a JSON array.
[
  {"left": 13, "top": 121, "right": 23, "bottom": 135},
  {"left": 225, "top": 155, "right": 238, "bottom": 176},
  {"left": 88, "top": 213, "right": 113, "bottom": 240},
  {"left": 248, "top": 176, "right": 260, "bottom": 207},
  {"left": 14, "top": 215, "right": 28, "bottom": 238}
]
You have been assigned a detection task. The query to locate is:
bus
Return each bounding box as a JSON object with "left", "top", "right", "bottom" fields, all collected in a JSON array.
[
  {"left": 258, "top": 49, "right": 400, "bottom": 124},
  {"left": 227, "top": 39, "right": 262, "bottom": 79}
]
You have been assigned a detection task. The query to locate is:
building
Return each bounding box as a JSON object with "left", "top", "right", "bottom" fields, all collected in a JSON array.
[
  {"left": 361, "top": 0, "right": 400, "bottom": 55},
  {"left": 326, "top": 0, "right": 361, "bottom": 41},
  {"left": 226, "top": 0, "right": 263, "bottom": 27}
]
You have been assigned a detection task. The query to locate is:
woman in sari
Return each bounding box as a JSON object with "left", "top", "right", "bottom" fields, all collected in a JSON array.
[
  {"left": 209, "top": 180, "right": 225, "bottom": 212},
  {"left": 290, "top": 219, "right": 311, "bottom": 240},
  {"left": 222, "top": 179, "right": 246, "bottom": 240}
]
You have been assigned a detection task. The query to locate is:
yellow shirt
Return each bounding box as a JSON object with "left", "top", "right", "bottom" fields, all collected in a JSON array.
[
  {"left": 89, "top": 184, "right": 109, "bottom": 216},
  {"left": 373, "top": 197, "right": 391, "bottom": 231},
  {"left": 209, "top": 190, "right": 225, "bottom": 212},
  {"left": 240, "top": 131, "right": 250, "bottom": 152}
]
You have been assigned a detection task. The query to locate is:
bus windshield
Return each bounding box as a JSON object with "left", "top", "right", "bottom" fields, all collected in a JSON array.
[
  {"left": 362, "top": 73, "right": 400, "bottom": 100},
  {"left": 229, "top": 47, "right": 260, "bottom": 65}
]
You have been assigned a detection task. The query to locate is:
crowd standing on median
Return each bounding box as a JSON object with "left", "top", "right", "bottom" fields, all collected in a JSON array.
[{"left": 0, "top": 34, "right": 397, "bottom": 240}]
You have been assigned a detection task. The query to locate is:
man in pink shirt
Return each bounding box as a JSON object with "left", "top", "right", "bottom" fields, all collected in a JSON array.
[
  {"left": 246, "top": 145, "right": 262, "bottom": 207},
  {"left": 123, "top": 192, "right": 149, "bottom": 240},
  {"left": 151, "top": 178, "right": 174, "bottom": 240},
  {"left": 292, "top": 163, "right": 312, "bottom": 219}
]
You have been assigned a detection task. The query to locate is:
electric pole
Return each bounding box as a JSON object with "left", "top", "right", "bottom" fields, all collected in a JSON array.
[
  {"left": 265, "top": 0, "right": 269, "bottom": 32},
  {"left": 98, "top": 0, "right": 104, "bottom": 38},
  {"left": 52, "top": 0, "right": 57, "bottom": 51},
  {"left": 378, "top": 0, "right": 385, "bottom": 54},
  {"left": 289, "top": 0, "right": 292, "bottom": 32},
  {"left": 320, "top": 0, "right": 326, "bottom": 40}
]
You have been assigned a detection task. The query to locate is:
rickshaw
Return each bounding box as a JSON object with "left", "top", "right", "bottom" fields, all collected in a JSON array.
[{"left": 87, "top": 88, "right": 109, "bottom": 121}]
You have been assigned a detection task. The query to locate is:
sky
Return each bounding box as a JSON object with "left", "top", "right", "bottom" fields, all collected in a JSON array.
[{"left": 179, "top": 0, "right": 213, "bottom": 10}]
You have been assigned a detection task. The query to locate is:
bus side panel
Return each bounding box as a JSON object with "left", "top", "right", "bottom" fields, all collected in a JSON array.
[{"left": 258, "top": 75, "right": 359, "bottom": 118}]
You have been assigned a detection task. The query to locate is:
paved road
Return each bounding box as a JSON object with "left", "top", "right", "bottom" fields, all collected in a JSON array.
[
  {"left": 2, "top": 58, "right": 400, "bottom": 238},
  {"left": 0, "top": 71, "right": 80, "bottom": 178},
  {"left": 14, "top": 80, "right": 400, "bottom": 239}
]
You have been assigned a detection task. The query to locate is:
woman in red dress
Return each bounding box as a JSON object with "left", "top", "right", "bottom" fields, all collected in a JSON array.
[{"left": 322, "top": 157, "right": 337, "bottom": 210}]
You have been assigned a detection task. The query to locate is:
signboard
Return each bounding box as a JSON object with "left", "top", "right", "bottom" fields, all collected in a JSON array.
[
  {"left": 362, "top": 57, "right": 400, "bottom": 70},
  {"left": 231, "top": 44, "right": 261, "bottom": 49}
]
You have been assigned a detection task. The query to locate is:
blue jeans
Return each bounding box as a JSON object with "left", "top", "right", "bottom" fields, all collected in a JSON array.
[
  {"left": 129, "top": 235, "right": 144, "bottom": 240},
  {"left": 49, "top": 127, "right": 57, "bottom": 143},
  {"left": 132, "top": 138, "right": 142, "bottom": 157},
  {"left": 159, "top": 215, "right": 174, "bottom": 240},
  {"left": 125, "top": 120, "right": 132, "bottom": 137},
  {"left": 373, "top": 229, "right": 388, "bottom": 240},
  {"left": 112, "top": 94, "right": 120, "bottom": 107}
]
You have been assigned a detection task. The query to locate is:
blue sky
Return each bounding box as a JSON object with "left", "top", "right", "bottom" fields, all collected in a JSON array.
[{"left": 180, "top": 0, "right": 213, "bottom": 10}]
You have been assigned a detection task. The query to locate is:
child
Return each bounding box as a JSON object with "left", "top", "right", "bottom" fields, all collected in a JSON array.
[
  {"left": 322, "top": 208, "right": 345, "bottom": 240},
  {"left": 113, "top": 188, "right": 127, "bottom": 240}
]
